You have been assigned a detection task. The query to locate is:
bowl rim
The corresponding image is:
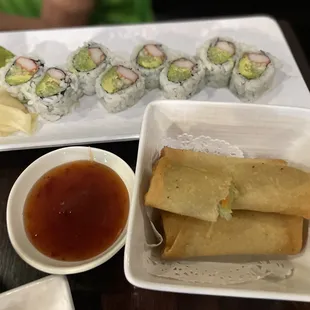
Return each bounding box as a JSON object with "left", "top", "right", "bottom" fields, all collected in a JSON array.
[{"left": 6, "top": 146, "right": 135, "bottom": 275}]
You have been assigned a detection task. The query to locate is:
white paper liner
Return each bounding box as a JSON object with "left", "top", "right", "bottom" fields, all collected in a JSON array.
[{"left": 142, "top": 133, "right": 295, "bottom": 285}]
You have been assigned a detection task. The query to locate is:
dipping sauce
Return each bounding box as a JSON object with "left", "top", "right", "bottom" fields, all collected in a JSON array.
[{"left": 23, "top": 160, "right": 129, "bottom": 261}]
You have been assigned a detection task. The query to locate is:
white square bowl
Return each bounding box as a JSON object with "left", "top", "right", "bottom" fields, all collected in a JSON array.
[
  {"left": 124, "top": 99, "right": 310, "bottom": 301},
  {"left": 0, "top": 275, "right": 75, "bottom": 310}
]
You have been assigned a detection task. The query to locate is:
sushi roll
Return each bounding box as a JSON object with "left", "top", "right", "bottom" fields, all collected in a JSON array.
[
  {"left": 67, "top": 41, "right": 111, "bottom": 96},
  {"left": 26, "top": 67, "right": 80, "bottom": 121},
  {"left": 0, "top": 56, "right": 44, "bottom": 102},
  {"left": 95, "top": 60, "right": 145, "bottom": 113},
  {"left": 131, "top": 42, "right": 169, "bottom": 89},
  {"left": 197, "top": 37, "right": 238, "bottom": 88},
  {"left": 229, "top": 49, "right": 276, "bottom": 102},
  {"left": 159, "top": 55, "right": 205, "bottom": 99}
]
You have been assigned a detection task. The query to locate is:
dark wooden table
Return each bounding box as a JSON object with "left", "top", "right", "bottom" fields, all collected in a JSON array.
[{"left": 1, "top": 19, "right": 310, "bottom": 310}]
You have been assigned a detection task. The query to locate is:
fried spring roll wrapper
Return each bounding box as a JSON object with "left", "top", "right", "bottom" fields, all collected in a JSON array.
[
  {"left": 161, "top": 210, "right": 304, "bottom": 259},
  {"left": 231, "top": 162, "right": 310, "bottom": 217},
  {"left": 145, "top": 155, "right": 233, "bottom": 222},
  {"left": 161, "top": 146, "right": 288, "bottom": 169},
  {"left": 155, "top": 147, "right": 310, "bottom": 219}
]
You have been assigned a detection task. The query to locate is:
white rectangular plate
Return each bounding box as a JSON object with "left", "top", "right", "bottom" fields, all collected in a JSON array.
[
  {"left": 125, "top": 100, "right": 310, "bottom": 301},
  {"left": 0, "top": 15, "right": 308, "bottom": 151},
  {"left": 0, "top": 275, "right": 75, "bottom": 310}
]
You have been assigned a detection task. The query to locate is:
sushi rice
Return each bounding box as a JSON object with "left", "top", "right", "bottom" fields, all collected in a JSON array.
[
  {"left": 197, "top": 36, "right": 239, "bottom": 88},
  {"left": 0, "top": 55, "right": 44, "bottom": 102},
  {"left": 67, "top": 41, "right": 111, "bottom": 96},
  {"left": 159, "top": 53, "right": 205, "bottom": 100},
  {"left": 131, "top": 41, "right": 170, "bottom": 90},
  {"left": 25, "top": 66, "right": 81, "bottom": 121},
  {"left": 95, "top": 59, "right": 145, "bottom": 113},
  {"left": 229, "top": 44, "right": 278, "bottom": 102}
]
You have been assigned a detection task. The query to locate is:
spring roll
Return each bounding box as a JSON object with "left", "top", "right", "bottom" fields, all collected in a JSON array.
[
  {"left": 161, "top": 210, "right": 304, "bottom": 259},
  {"left": 148, "top": 147, "right": 310, "bottom": 219},
  {"left": 145, "top": 155, "right": 235, "bottom": 222},
  {"left": 231, "top": 161, "right": 310, "bottom": 218}
]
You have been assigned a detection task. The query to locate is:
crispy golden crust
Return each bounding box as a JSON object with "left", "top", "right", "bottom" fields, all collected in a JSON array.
[
  {"left": 145, "top": 156, "right": 232, "bottom": 222},
  {"left": 161, "top": 210, "right": 304, "bottom": 259},
  {"left": 153, "top": 147, "right": 310, "bottom": 219}
]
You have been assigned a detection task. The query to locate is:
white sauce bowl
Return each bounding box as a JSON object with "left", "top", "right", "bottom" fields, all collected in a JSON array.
[{"left": 6, "top": 146, "right": 134, "bottom": 275}]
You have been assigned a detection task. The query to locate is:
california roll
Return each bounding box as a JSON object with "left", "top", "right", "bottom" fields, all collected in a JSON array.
[
  {"left": 131, "top": 42, "right": 169, "bottom": 89},
  {"left": 26, "top": 67, "right": 80, "bottom": 121},
  {"left": 159, "top": 55, "right": 205, "bottom": 99},
  {"left": 95, "top": 60, "right": 145, "bottom": 113},
  {"left": 229, "top": 48, "right": 276, "bottom": 102},
  {"left": 0, "top": 56, "right": 44, "bottom": 102},
  {"left": 67, "top": 41, "right": 111, "bottom": 96},
  {"left": 197, "top": 37, "right": 238, "bottom": 88}
]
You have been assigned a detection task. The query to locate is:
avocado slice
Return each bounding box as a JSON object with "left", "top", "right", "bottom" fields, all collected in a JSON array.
[
  {"left": 36, "top": 73, "right": 62, "bottom": 97},
  {"left": 101, "top": 67, "right": 120, "bottom": 94},
  {"left": 207, "top": 46, "right": 232, "bottom": 65},
  {"left": 167, "top": 64, "right": 191, "bottom": 83},
  {"left": 137, "top": 54, "right": 164, "bottom": 69},
  {"left": 238, "top": 55, "right": 267, "bottom": 79},
  {"left": 5, "top": 65, "right": 33, "bottom": 86},
  {"left": 73, "top": 48, "right": 96, "bottom": 72},
  {"left": 0, "top": 46, "right": 14, "bottom": 68}
]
